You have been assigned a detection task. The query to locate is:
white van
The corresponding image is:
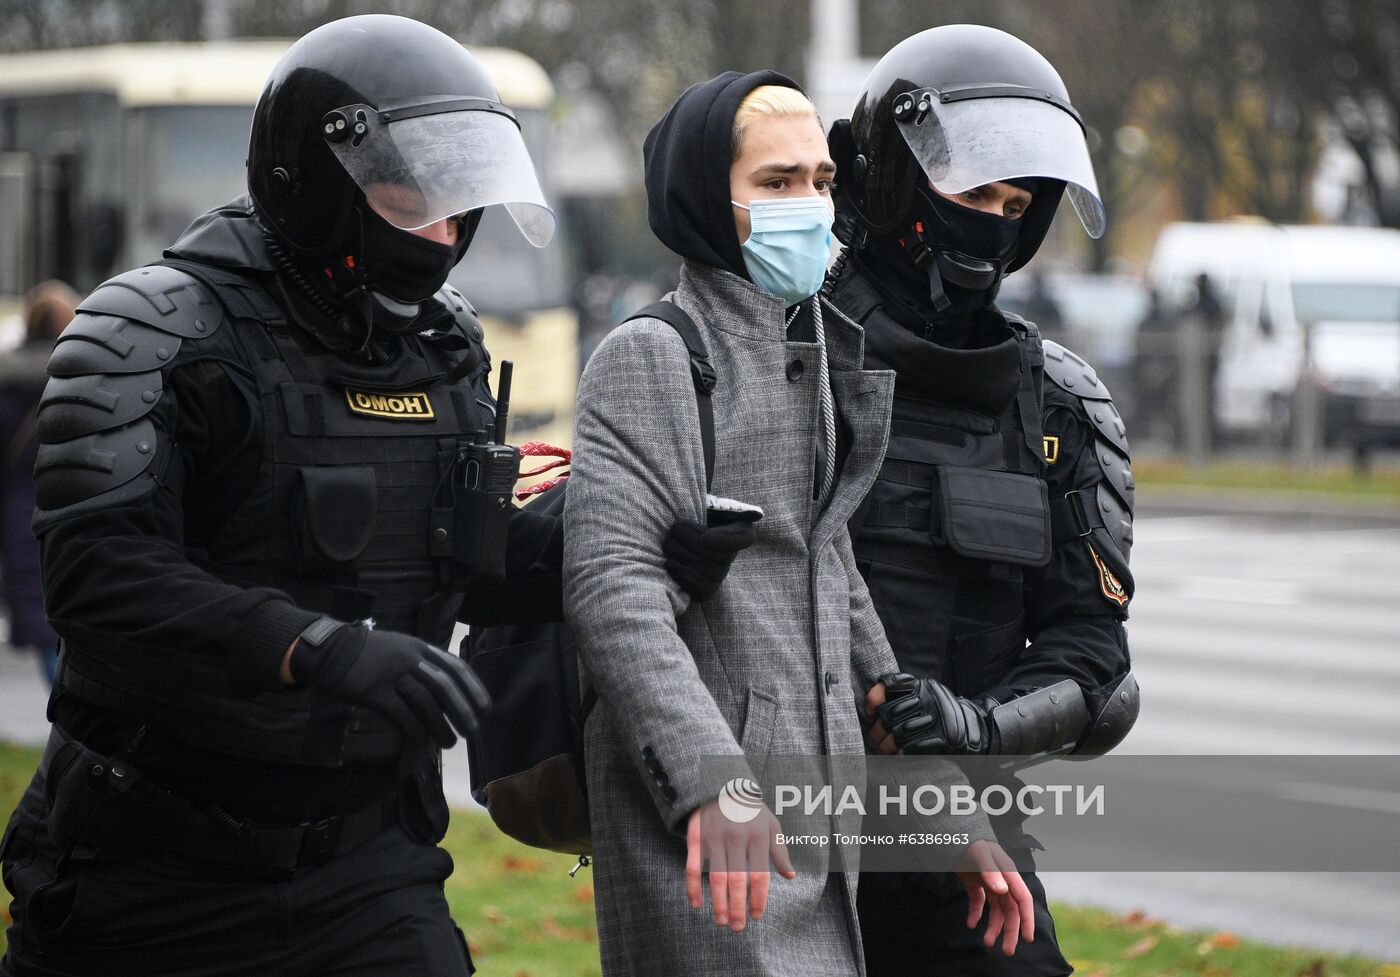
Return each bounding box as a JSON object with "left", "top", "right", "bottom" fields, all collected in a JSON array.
[{"left": 1147, "top": 221, "right": 1400, "bottom": 445}]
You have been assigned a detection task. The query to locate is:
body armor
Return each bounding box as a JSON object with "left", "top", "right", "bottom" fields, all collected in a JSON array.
[
  {"left": 829, "top": 254, "right": 1138, "bottom": 759},
  {"left": 35, "top": 216, "right": 493, "bottom": 766},
  {"left": 828, "top": 258, "right": 1048, "bottom": 696}
]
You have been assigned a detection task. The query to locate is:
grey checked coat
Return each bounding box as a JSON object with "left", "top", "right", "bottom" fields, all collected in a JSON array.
[{"left": 564, "top": 261, "right": 987, "bottom": 977}]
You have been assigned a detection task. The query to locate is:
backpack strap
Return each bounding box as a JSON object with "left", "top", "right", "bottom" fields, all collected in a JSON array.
[{"left": 624, "top": 300, "right": 716, "bottom": 488}]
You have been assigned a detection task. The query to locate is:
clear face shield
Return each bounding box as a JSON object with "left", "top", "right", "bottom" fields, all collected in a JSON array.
[
  {"left": 323, "top": 96, "right": 556, "bottom": 247},
  {"left": 892, "top": 86, "right": 1105, "bottom": 239}
]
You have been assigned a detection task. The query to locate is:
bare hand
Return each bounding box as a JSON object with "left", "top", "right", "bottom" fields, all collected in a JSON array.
[
  {"left": 955, "top": 839, "right": 1035, "bottom": 955},
  {"left": 685, "top": 798, "right": 796, "bottom": 931},
  {"left": 864, "top": 681, "right": 898, "bottom": 754}
]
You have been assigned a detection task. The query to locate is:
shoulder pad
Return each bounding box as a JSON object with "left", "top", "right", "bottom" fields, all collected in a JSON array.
[
  {"left": 433, "top": 283, "right": 486, "bottom": 344},
  {"left": 48, "top": 312, "right": 185, "bottom": 378},
  {"left": 1095, "top": 469, "right": 1134, "bottom": 562},
  {"left": 34, "top": 416, "right": 158, "bottom": 512},
  {"left": 37, "top": 370, "right": 164, "bottom": 443},
  {"left": 1086, "top": 407, "right": 1134, "bottom": 562},
  {"left": 430, "top": 283, "right": 490, "bottom": 383},
  {"left": 33, "top": 338, "right": 166, "bottom": 513},
  {"left": 29, "top": 264, "right": 221, "bottom": 520},
  {"left": 76, "top": 265, "right": 227, "bottom": 341},
  {"left": 1042, "top": 340, "right": 1111, "bottom": 401},
  {"left": 1042, "top": 340, "right": 1129, "bottom": 456}
]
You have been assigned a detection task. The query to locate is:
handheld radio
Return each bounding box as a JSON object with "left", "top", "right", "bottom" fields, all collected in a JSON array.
[{"left": 452, "top": 360, "right": 519, "bottom": 586}]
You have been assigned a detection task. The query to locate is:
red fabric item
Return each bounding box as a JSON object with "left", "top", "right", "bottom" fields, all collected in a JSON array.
[{"left": 515, "top": 441, "right": 571, "bottom": 500}]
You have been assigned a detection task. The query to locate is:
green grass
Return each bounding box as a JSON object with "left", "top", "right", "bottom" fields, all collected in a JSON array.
[
  {"left": 1134, "top": 458, "right": 1400, "bottom": 501},
  {"left": 0, "top": 741, "right": 1395, "bottom": 976},
  {"left": 441, "top": 814, "right": 601, "bottom": 976},
  {"left": 1051, "top": 904, "right": 1399, "bottom": 977}
]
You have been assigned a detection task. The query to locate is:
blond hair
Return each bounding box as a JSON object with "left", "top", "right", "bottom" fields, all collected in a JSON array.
[{"left": 731, "top": 85, "right": 820, "bottom": 156}]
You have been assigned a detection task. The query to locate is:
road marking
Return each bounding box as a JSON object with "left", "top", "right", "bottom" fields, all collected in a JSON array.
[{"left": 1174, "top": 575, "right": 1302, "bottom": 605}]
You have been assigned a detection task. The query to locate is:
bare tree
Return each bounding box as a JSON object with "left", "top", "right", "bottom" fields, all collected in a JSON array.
[{"left": 1298, "top": 0, "right": 1400, "bottom": 227}]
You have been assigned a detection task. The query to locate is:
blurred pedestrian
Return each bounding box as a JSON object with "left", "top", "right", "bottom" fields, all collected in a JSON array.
[
  {"left": 0, "top": 280, "right": 76, "bottom": 686},
  {"left": 1192, "top": 272, "right": 1226, "bottom": 440},
  {"left": 1131, "top": 287, "right": 1176, "bottom": 438}
]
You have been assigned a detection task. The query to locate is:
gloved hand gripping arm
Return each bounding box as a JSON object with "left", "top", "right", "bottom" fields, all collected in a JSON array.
[{"left": 286, "top": 618, "right": 491, "bottom": 750}]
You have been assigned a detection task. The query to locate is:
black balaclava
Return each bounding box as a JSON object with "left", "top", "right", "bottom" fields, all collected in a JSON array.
[
  {"left": 358, "top": 206, "right": 462, "bottom": 304},
  {"left": 264, "top": 199, "right": 477, "bottom": 355},
  {"left": 863, "top": 176, "right": 1039, "bottom": 342},
  {"left": 643, "top": 69, "right": 805, "bottom": 279}
]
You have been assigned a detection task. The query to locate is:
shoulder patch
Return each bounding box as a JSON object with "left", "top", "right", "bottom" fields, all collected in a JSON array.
[
  {"left": 77, "top": 265, "right": 226, "bottom": 341},
  {"left": 1089, "top": 543, "right": 1130, "bottom": 606}
]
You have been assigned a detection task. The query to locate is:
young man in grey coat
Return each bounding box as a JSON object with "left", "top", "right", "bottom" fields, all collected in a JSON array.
[{"left": 564, "top": 70, "right": 1034, "bottom": 977}]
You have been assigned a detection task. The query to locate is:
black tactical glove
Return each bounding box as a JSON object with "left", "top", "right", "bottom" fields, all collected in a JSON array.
[
  {"left": 663, "top": 520, "right": 757, "bottom": 601},
  {"left": 876, "top": 672, "right": 997, "bottom": 755},
  {"left": 291, "top": 619, "right": 491, "bottom": 750}
]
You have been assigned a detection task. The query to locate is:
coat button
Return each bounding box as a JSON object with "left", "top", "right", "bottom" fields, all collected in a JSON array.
[
  {"left": 824, "top": 670, "right": 836, "bottom": 693},
  {"left": 786, "top": 359, "right": 805, "bottom": 381},
  {"left": 642, "top": 745, "right": 655, "bottom": 761},
  {"left": 655, "top": 772, "right": 670, "bottom": 788},
  {"left": 662, "top": 785, "right": 679, "bottom": 802}
]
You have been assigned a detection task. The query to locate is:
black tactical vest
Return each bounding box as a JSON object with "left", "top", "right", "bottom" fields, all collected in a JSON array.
[
  {"left": 56, "top": 262, "right": 490, "bottom": 765},
  {"left": 827, "top": 259, "right": 1050, "bottom": 697}
]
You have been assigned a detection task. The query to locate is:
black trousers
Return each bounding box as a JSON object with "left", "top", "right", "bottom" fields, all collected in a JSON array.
[
  {"left": 858, "top": 863, "right": 1072, "bottom": 977},
  {"left": 0, "top": 772, "right": 473, "bottom": 977}
]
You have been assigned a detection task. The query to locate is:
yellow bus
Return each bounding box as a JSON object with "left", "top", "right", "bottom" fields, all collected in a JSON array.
[{"left": 0, "top": 40, "right": 575, "bottom": 451}]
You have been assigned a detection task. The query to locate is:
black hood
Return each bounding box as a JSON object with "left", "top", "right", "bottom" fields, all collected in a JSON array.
[
  {"left": 166, "top": 196, "right": 277, "bottom": 273},
  {"left": 643, "top": 69, "right": 803, "bottom": 279}
]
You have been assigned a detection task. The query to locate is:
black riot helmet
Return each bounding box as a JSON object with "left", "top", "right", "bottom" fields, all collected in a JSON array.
[
  {"left": 834, "top": 25, "right": 1103, "bottom": 276},
  {"left": 248, "top": 15, "right": 555, "bottom": 260}
]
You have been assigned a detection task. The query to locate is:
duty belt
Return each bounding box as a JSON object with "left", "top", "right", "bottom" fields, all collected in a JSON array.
[{"left": 40, "top": 725, "right": 399, "bottom": 871}]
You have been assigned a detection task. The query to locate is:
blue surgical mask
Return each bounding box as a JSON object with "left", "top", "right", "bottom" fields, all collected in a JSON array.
[{"left": 732, "top": 197, "right": 835, "bottom": 305}]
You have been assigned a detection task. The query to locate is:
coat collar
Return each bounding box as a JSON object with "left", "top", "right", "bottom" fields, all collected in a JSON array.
[
  {"left": 676, "top": 259, "right": 789, "bottom": 342},
  {"left": 676, "top": 259, "right": 870, "bottom": 375}
]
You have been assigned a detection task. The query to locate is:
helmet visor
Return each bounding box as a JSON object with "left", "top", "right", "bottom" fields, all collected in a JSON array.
[
  {"left": 894, "top": 90, "right": 1105, "bottom": 239},
  {"left": 325, "top": 101, "right": 556, "bottom": 248}
]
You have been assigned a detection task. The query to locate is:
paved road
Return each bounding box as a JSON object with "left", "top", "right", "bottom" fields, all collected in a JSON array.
[
  {"left": 1044, "top": 502, "right": 1400, "bottom": 962},
  {"left": 2, "top": 498, "right": 1397, "bottom": 957}
]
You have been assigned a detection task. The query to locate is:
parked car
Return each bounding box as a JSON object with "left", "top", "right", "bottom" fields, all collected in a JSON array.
[{"left": 1147, "top": 221, "right": 1400, "bottom": 449}]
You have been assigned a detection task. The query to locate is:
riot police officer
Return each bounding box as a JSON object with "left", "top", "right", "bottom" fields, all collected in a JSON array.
[
  {"left": 0, "top": 16, "right": 742, "bottom": 977},
  {"left": 825, "top": 26, "right": 1141, "bottom": 976}
]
